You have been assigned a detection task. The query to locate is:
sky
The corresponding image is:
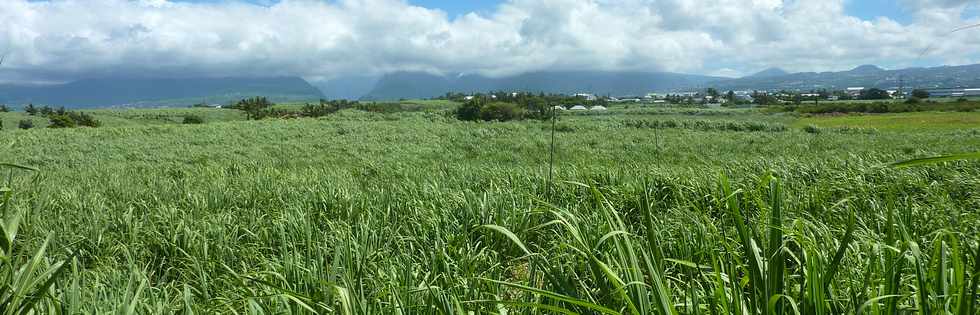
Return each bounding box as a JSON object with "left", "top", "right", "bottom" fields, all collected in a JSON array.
[{"left": 1, "top": 0, "right": 979, "bottom": 84}]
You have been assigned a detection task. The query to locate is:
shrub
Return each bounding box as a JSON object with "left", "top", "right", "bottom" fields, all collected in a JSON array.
[
  {"left": 956, "top": 97, "right": 969, "bottom": 103},
  {"left": 355, "top": 102, "right": 403, "bottom": 114},
  {"left": 69, "top": 112, "right": 100, "bottom": 127},
  {"left": 0, "top": 104, "right": 9, "bottom": 112},
  {"left": 231, "top": 97, "right": 274, "bottom": 120},
  {"left": 183, "top": 115, "right": 205, "bottom": 124},
  {"left": 803, "top": 124, "right": 821, "bottom": 134},
  {"left": 454, "top": 101, "right": 483, "bottom": 121},
  {"left": 48, "top": 114, "right": 76, "bottom": 128},
  {"left": 479, "top": 102, "right": 524, "bottom": 121},
  {"left": 905, "top": 97, "right": 921, "bottom": 104},
  {"left": 911, "top": 89, "right": 930, "bottom": 99},
  {"left": 17, "top": 120, "right": 33, "bottom": 129},
  {"left": 300, "top": 99, "right": 361, "bottom": 118}
]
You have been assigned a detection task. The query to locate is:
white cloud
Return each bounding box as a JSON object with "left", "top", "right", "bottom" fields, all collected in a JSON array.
[{"left": 0, "top": 0, "right": 978, "bottom": 83}]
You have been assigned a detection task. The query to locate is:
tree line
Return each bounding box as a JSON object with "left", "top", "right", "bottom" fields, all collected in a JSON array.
[
  {"left": 227, "top": 97, "right": 408, "bottom": 120},
  {"left": 0, "top": 104, "right": 100, "bottom": 129}
]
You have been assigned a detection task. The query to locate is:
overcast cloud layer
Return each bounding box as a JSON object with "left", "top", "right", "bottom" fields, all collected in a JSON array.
[{"left": 1, "top": 0, "right": 978, "bottom": 83}]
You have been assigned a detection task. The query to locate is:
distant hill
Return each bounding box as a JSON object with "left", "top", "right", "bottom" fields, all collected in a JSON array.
[
  {"left": 0, "top": 76, "right": 324, "bottom": 108},
  {"left": 708, "top": 64, "right": 980, "bottom": 91},
  {"left": 746, "top": 67, "right": 789, "bottom": 78},
  {"left": 360, "top": 71, "right": 726, "bottom": 100},
  {"left": 311, "top": 75, "right": 380, "bottom": 100}
]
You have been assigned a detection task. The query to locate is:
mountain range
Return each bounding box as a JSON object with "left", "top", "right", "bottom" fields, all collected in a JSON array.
[
  {"left": 0, "top": 77, "right": 324, "bottom": 108},
  {"left": 707, "top": 64, "right": 980, "bottom": 91},
  {"left": 359, "top": 71, "right": 726, "bottom": 100},
  {"left": 2, "top": 63, "right": 979, "bottom": 108},
  {"left": 357, "top": 63, "right": 980, "bottom": 100}
]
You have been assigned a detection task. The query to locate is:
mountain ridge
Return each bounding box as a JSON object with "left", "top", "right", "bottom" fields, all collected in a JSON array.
[
  {"left": 360, "top": 70, "right": 727, "bottom": 100},
  {"left": 706, "top": 63, "right": 980, "bottom": 91},
  {"left": 0, "top": 76, "right": 324, "bottom": 108},
  {"left": 746, "top": 67, "right": 789, "bottom": 78}
]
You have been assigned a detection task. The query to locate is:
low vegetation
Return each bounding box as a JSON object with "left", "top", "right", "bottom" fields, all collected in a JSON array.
[
  {"left": 622, "top": 118, "right": 788, "bottom": 132},
  {"left": 24, "top": 104, "right": 100, "bottom": 128},
  {"left": 0, "top": 98, "right": 977, "bottom": 313},
  {"left": 182, "top": 114, "right": 205, "bottom": 124},
  {"left": 773, "top": 100, "right": 980, "bottom": 114}
]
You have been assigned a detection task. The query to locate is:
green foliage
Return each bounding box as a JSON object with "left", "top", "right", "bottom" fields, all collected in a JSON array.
[
  {"left": 69, "top": 111, "right": 100, "bottom": 127},
  {"left": 454, "top": 100, "right": 482, "bottom": 121},
  {"left": 479, "top": 102, "right": 524, "bottom": 121},
  {"left": 47, "top": 111, "right": 99, "bottom": 128},
  {"left": 780, "top": 100, "right": 980, "bottom": 114},
  {"left": 0, "top": 110, "right": 978, "bottom": 313},
  {"left": 300, "top": 99, "right": 358, "bottom": 118},
  {"left": 623, "top": 118, "right": 787, "bottom": 132},
  {"left": 912, "top": 89, "right": 930, "bottom": 99},
  {"left": 182, "top": 115, "right": 205, "bottom": 124},
  {"left": 47, "top": 114, "right": 76, "bottom": 128},
  {"left": 17, "top": 120, "right": 33, "bottom": 130},
  {"left": 0, "top": 105, "right": 9, "bottom": 113},
  {"left": 24, "top": 104, "right": 37, "bottom": 116},
  {"left": 230, "top": 96, "right": 274, "bottom": 120},
  {"left": 454, "top": 97, "right": 550, "bottom": 122},
  {"left": 0, "top": 164, "right": 70, "bottom": 314},
  {"left": 860, "top": 88, "right": 891, "bottom": 100}
]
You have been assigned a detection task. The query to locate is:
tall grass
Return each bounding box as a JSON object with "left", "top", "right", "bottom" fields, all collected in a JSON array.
[{"left": 0, "top": 111, "right": 976, "bottom": 312}]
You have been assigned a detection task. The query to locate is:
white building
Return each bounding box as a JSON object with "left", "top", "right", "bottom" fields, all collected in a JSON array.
[
  {"left": 574, "top": 93, "right": 598, "bottom": 101},
  {"left": 570, "top": 105, "right": 588, "bottom": 110},
  {"left": 590, "top": 106, "right": 608, "bottom": 111}
]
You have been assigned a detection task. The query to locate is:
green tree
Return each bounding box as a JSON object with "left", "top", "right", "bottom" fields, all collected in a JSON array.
[
  {"left": 232, "top": 97, "right": 274, "bottom": 120},
  {"left": 911, "top": 89, "right": 930, "bottom": 99},
  {"left": 24, "top": 104, "right": 37, "bottom": 115},
  {"left": 480, "top": 102, "right": 524, "bottom": 121},
  {"left": 48, "top": 114, "right": 76, "bottom": 128},
  {"left": 860, "top": 88, "right": 890, "bottom": 100},
  {"left": 454, "top": 99, "right": 484, "bottom": 121}
]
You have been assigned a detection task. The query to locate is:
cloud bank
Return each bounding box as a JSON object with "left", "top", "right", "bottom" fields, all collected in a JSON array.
[{"left": 0, "top": 0, "right": 978, "bottom": 83}]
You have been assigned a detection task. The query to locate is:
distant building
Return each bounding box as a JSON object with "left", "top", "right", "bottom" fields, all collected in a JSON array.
[
  {"left": 574, "top": 93, "right": 597, "bottom": 101},
  {"left": 464, "top": 96, "right": 475, "bottom": 100},
  {"left": 552, "top": 105, "right": 567, "bottom": 111},
  {"left": 925, "top": 88, "right": 980, "bottom": 98},
  {"left": 645, "top": 93, "right": 666, "bottom": 100},
  {"left": 590, "top": 106, "right": 608, "bottom": 111},
  {"left": 570, "top": 105, "right": 588, "bottom": 110},
  {"left": 846, "top": 87, "right": 865, "bottom": 97}
]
